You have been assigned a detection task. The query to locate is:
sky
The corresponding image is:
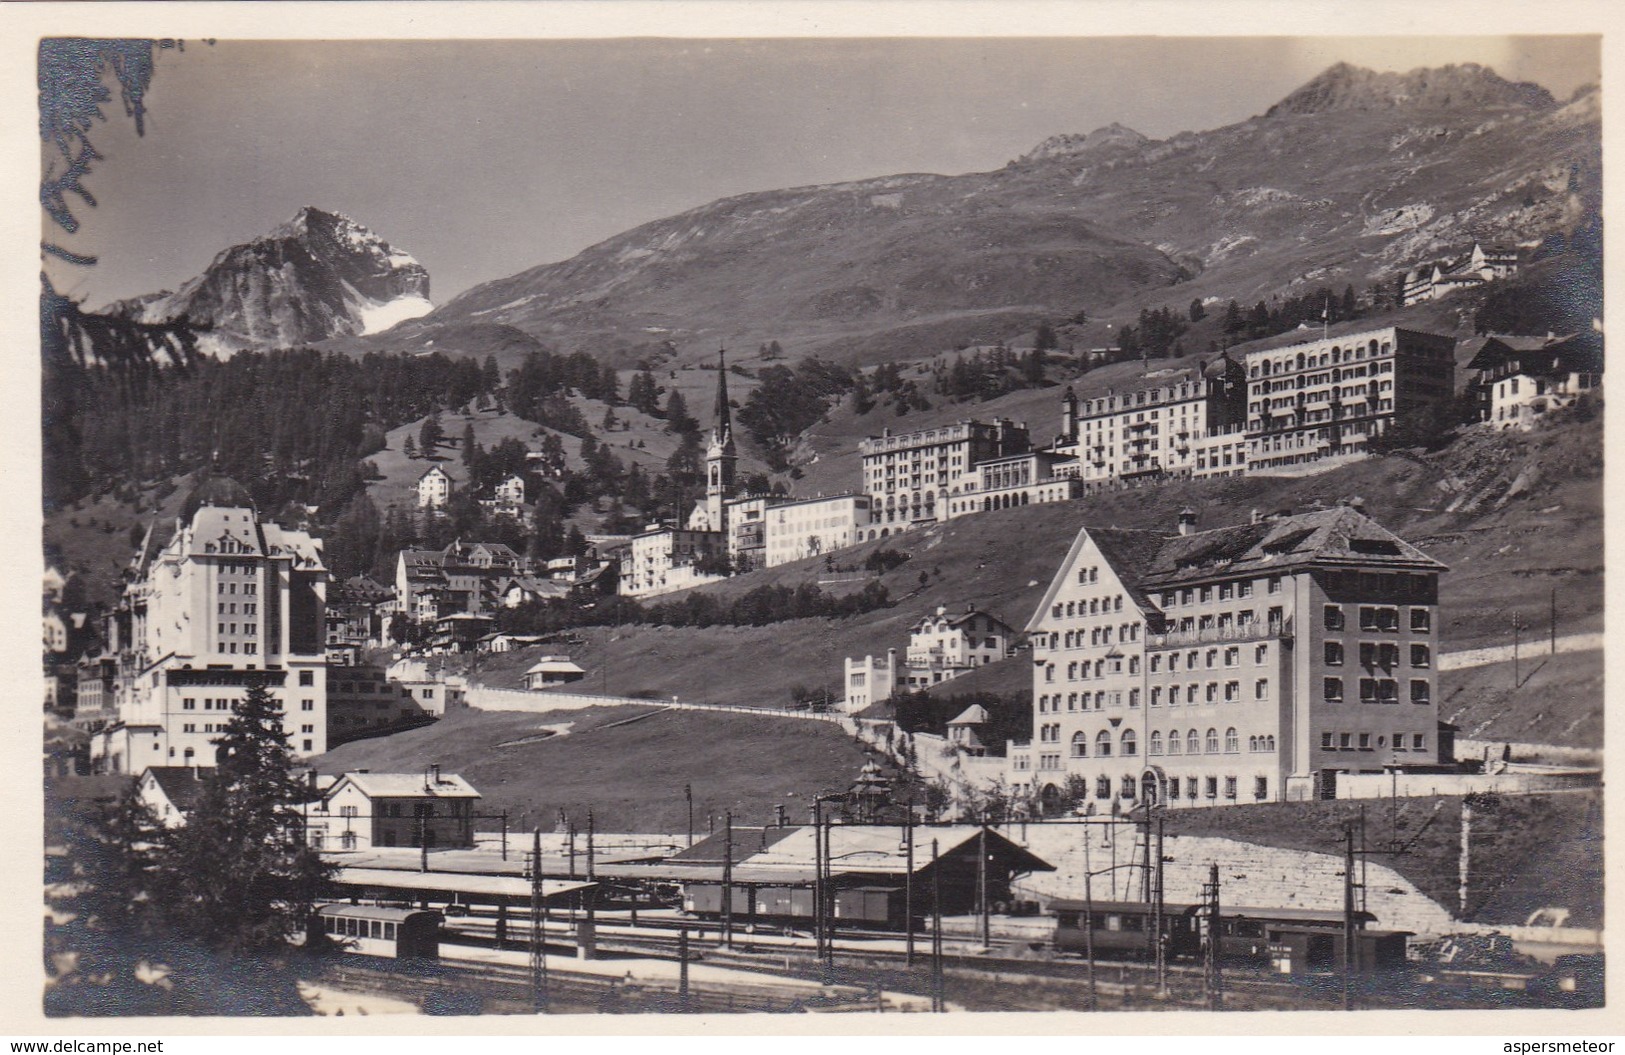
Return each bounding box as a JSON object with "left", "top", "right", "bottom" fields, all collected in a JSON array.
[{"left": 44, "top": 34, "right": 1600, "bottom": 310}]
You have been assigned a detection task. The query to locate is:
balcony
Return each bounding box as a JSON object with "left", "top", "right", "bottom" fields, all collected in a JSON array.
[{"left": 1147, "top": 617, "right": 1293, "bottom": 649}]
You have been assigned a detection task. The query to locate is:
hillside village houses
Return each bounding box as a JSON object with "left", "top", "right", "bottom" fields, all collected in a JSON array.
[
  {"left": 1465, "top": 331, "right": 1603, "bottom": 430},
  {"left": 1401, "top": 240, "right": 1520, "bottom": 307},
  {"left": 416, "top": 464, "right": 454, "bottom": 509},
  {"left": 619, "top": 350, "right": 879, "bottom": 597},
  {"left": 842, "top": 603, "right": 1012, "bottom": 710},
  {"left": 1006, "top": 504, "right": 1449, "bottom": 811}
]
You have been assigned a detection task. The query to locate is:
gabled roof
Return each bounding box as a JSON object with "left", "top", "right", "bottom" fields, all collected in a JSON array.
[
  {"left": 740, "top": 824, "right": 1054, "bottom": 876},
  {"left": 1467, "top": 332, "right": 1602, "bottom": 374},
  {"left": 417, "top": 464, "right": 452, "bottom": 482},
  {"left": 524, "top": 657, "right": 585, "bottom": 675},
  {"left": 1140, "top": 507, "right": 1446, "bottom": 588},
  {"left": 910, "top": 606, "right": 1014, "bottom": 635},
  {"left": 328, "top": 771, "right": 481, "bottom": 800},
  {"left": 1027, "top": 525, "right": 1169, "bottom": 633},
  {"left": 948, "top": 704, "right": 990, "bottom": 726},
  {"left": 667, "top": 825, "right": 800, "bottom": 866},
  {"left": 140, "top": 766, "right": 207, "bottom": 814}
]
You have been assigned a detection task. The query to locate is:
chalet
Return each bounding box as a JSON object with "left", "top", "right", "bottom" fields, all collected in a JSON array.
[{"left": 307, "top": 766, "right": 480, "bottom": 852}]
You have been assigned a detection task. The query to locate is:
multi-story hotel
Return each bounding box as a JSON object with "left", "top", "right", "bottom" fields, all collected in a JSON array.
[
  {"left": 1051, "top": 351, "right": 1249, "bottom": 484},
  {"left": 1243, "top": 324, "right": 1456, "bottom": 473},
  {"left": 1466, "top": 331, "right": 1603, "bottom": 430},
  {"left": 763, "top": 493, "right": 873, "bottom": 566},
  {"left": 1008, "top": 505, "right": 1447, "bottom": 809},
  {"left": 859, "top": 418, "right": 1031, "bottom": 534},
  {"left": 91, "top": 482, "right": 330, "bottom": 774}
]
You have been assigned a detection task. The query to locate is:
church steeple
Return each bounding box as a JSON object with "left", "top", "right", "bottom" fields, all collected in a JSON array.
[
  {"left": 704, "top": 347, "right": 738, "bottom": 536},
  {"left": 712, "top": 347, "right": 733, "bottom": 450}
]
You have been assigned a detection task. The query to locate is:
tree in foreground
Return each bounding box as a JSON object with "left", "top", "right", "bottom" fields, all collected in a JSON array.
[{"left": 152, "top": 677, "right": 333, "bottom": 966}]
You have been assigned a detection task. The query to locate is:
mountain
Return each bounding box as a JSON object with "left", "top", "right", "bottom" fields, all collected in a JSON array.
[
  {"left": 1266, "top": 62, "right": 1557, "bottom": 116},
  {"left": 363, "top": 62, "right": 1595, "bottom": 368},
  {"left": 111, "top": 207, "right": 432, "bottom": 353}
]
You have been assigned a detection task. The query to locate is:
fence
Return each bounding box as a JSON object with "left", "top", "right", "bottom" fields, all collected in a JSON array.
[{"left": 1334, "top": 768, "right": 1599, "bottom": 800}]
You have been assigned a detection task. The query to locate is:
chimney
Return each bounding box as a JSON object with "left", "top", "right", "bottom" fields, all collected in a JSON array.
[
  {"left": 429, "top": 762, "right": 442, "bottom": 786},
  {"left": 1250, "top": 508, "right": 1261, "bottom": 525},
  {"left": 1177, "top": 508, "right": 1199, "bottom": 536}
]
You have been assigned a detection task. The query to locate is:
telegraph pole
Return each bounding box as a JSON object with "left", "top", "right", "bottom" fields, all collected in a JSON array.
[
  {"left": 930, "top": 837, "right": 944, "bottom": 1013},
  {"left": 1343, "top": 821, "right": 1357, "bottom": 1011},
  {"left": 1083, "top": 824, "right": 1097, "bottom": 1011},
  {"left": 685, "top": 783, "right": 694, "bottom": 848},
  {"left": 1513, "top": 612, "right": 1523, "bottom": 687},
  {"left": 822, "top": 811, "right": 835, "bottom": 978},
  {"left": 500, "top": 809, "right": 508, "bottom": 861},
  {"left": 1154, "top": 811, "right": 1167, "bottom": 998},
  {"left": 722, "top": 810, "right": 734, "bottom": 949},
  {"left": 530, "top": 829, "right": 548, "bottom": 1013},
  {"left": 904, "top": 804, "right": 915, "bottom": 967},
  {"left": 678, "top": 925, "right": 691, "bottom": 1012},
  {"left": 1204, "top": 863, "right": 1222, "bottom": 1011},
  {"left": 977, "top": 823, "right": 990, "bottom": 948},
  {"left": 812, "top": 801, "right": 824, "bottom": 961},
  {"left": 1551, "top": 587, "right": 1558, "bottom": 655}
]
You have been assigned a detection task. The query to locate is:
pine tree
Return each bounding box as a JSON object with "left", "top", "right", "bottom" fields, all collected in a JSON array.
[
  {"left": 1189, "top": 298, "right": 1207, "bottom": 323},
  {"left": 461, "top": 421, "right": 477, "bottom": 464},
  {"left": 403, "top": 435, "right": 418, "bottom": 460},
  {"left": 151, "top": 678, "right": 332, "bottom": 956},
  {"left": 665, "top": 388, "right": 694, "bottom": 434}
]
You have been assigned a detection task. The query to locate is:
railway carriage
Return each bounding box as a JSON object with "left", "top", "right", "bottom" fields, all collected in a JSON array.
[
  {"left": 683, "top": 882, "right": 904, "bottom": 928},
  {"left": 314, "top": 902, "right": 442, "bottom": 961}
]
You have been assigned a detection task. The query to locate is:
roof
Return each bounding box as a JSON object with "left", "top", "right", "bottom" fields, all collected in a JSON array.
[
  {"left": 947, "top": 704, "right": 990, "bottom": 726},
  {"left": 1467, "top": 331, "right": 1602, "bottom": 374},
  {"left": 1026, "top": 525, "right": 1168, "bottom": 633},
  {"left": 524, "top": 657, "right": 585, "bottom": 675},
  {"left": 911, "top": 606, "right": 1015, "bottom": 635},
  {"left": 1138, "top": 507, "right": 1447, "bottom": 588},
  {"left": 327, "top": 869, "right": 594, "bottom": 902},
  {"left": 329, "top": 771, "right": 482, "bottom": 800},
  {"left": 668, "top": 825, "right": 801, "bottom": 866},
  {"left": 140, "top": 766, "right": 207, "bottom": 814},
  {"left": 1234, "top": 322, "right": 1449, "bottom": 358},
  {"left": 740, "top": 824, "right": 1054, "bottom": 876}
]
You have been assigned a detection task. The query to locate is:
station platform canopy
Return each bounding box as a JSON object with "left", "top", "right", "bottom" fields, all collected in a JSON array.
[{"left": 331, "top": 866, "right": 596, "bottom": 903}]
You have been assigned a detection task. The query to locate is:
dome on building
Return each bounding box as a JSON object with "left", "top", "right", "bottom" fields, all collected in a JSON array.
[{"left": 178, "top": 472, "right": 256, "bottom": 521}]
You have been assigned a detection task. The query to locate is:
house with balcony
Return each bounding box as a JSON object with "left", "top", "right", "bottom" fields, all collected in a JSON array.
[{"left": 902, "top": 604, "right": 1013, "bottom": 689}]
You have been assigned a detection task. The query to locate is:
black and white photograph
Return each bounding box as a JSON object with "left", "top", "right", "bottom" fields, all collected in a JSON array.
[{"left": 24, "top": 3, "right": 1612, "bottom": 1034}]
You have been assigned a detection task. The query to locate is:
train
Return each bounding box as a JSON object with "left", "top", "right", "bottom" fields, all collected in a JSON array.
[
  {"left": 683, "top": 883, "right": 905, "bottom": 928},
  {"left": 312, "top": 902, "right": 443, "bottom": 961},
  {"left": 1051, "top": 900, "right": 1412, "bottom": 975}
]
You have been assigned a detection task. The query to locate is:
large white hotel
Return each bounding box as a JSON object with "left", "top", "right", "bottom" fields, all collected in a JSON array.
[{"left": 89, "top": 480, "right": 330, "bottom": 774}]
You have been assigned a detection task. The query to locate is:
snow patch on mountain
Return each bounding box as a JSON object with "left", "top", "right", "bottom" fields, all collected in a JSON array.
[{"left": 357, "top": 293, "right": 434, "bottom": 334}]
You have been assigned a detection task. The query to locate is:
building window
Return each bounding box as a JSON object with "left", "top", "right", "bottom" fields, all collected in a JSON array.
[
  {"left": 1205, "top": 728, "right": 1219, "bottom": 754},
  {"left": 1323, "top": 605, "right": 1345, "bottom": 631},
  {"left": 1205, "top": 777, "right": 1218, "bottom": 799},
  {"left": 1360, "top": 606, "right": 1399, "bottom": 631},
  {"left": 1413, "top": 733, "right": 1427, "bottom": 752},
  {"left": 300, "top": 671, "right": 314, "bottom": 687},
  {"left": 1410, "top": 609, "right": 1431, "bottom": 632},
  {"left": 1223, "top": 647, "right": 1239, "bottom": 667},
  {"left": 1358, "top": 732, "right": 1372, "bottom": 751},
  {"left": 1149, "top": 731, "right": 1163, "bottom": 756},
  {"left": 1095, "top": 730, "right": 1113, "bottom": 757},
  {"left": 1324, "top": 677, "right": 1343, "bottom": 702},
  {"left": 1167, "top": 730, "right": 1182, "bottom": 755},
  {"left": 1096, "top": 776, "right": 1112, "bottom": 800},
  {"left": 1150, "top": 687, "right": 1162, "bottom": 707},
  {"left": 1254, "top": 643, "right": 1267, "bottom": 664},
  {"left": 1268, "top": 576, "right": 1281, "bottom": 594},
  {"left": 1186, "top": 730, "right": 1201, "bottom": 755},
  {"left": 1254, "top": 679, "right": 1269, "bottom": 700},
  {"left": 1224, "top": 681, "right": 1239, "bottom": 703},
  {"left": 1410, "top": 644, "right": 1431, "bottom": 668},
  {"left": 1321, "top": 732, "right": 1334, "bottom": 750},
  {"left": 1121, "top": 730, "right": 1137, "bottom": 756},
  {"left": 1071, "top": 732, "right": 1087, "bottom": 758},
  {"left": 302, "top": 699, "right": 315, "bottom": 711},
  {"left": 1224, "top": 777, "right": 1237, "bottom": 800},
  {"left": 1224, "top": 727, "right": 1239, "bottom": 753},
  {"left": 1411, "top": 679, "right": 1432, "bottom": 704},
  {"left": 1325, "top": 642, "right": 1344, "bottom": 665},
  {"left": 1254, "top": 776, "right": 1269, "bottom": 801}
]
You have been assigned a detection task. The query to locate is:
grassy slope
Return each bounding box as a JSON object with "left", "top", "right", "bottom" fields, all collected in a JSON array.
[
  {"left": 1438, "top": 648, "right": 1602, "bottom": 747},
  {"left": 314, "top": 704, "right": 873, "bottom": 833},
  {"left": 454, "top": 410, "right": 1601, "bottom": 746},
  {"left": 1161, "top": 790, "right": 1603, "bottom": 929}
]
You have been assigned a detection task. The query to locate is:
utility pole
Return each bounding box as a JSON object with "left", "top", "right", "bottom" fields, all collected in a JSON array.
[
  {"left": 685, "top": 783, "right": 694, "bottom": 848},
  {"left": 1551, "top": 586, "right": 1558, "bottom": 655},
  {"left": 1343, "top": 821, "right": 1357, "bottom": 1011},
  {"left": 812, "top": 801, "right": 824, "bottom": 961},
  {"left": 904, "top": 804, "right": 915, "bottom": 967},
  {"left": 418, "top": 811, "right": 428, "bottom": 873},
  {"left": 500, "top": 809, "right": 508, "bottom": 862},
  {"left": 722, "top": 810, "right": 734, "bottom": 949},
  {"left": 822, "top": 811, "right": 835, "bottom": 978},
  {"left": 1513, "top": 612, "right": 1523, "bottom": 688},
  {"left": 1084, "top": 824, "right": 1097, "bottom": 1012},
  {"left": 930, "top": 837, "right": 944, "bottom": 1013},
  {"left": 586, "top": 808, "right": 597, "bottom": 925},
  {"left": 1154, "top": 811, "right": 1167, "bottom": 998},
  {"left": 678, "top": 925, "right": 690, "bottom": 1012},
  {"left": 977, "top": 822, "right": 990, "bottom": 948},
  {"left": 1203, "top": 863, "right": 1222, "bottom": 1011},
  {"left": 530, "top": 829, "right": 548, "bottom": 1013}
]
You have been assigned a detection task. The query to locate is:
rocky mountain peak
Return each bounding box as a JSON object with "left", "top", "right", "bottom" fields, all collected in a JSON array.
[
  {"left": 114, "top": 208, "right": 433, "bottom": 353},
  {"left": 1267, "top": 62, "right": 1556, "bottom": 118},
  {"left": 1020, "top": 122, "right": 1152, "bottom": 163}
]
